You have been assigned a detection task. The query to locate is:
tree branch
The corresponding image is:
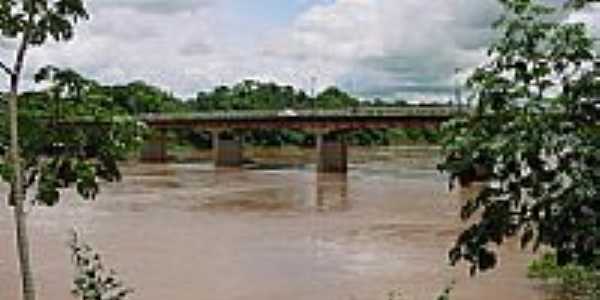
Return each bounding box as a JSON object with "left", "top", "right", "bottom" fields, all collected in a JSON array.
[
  {"left": 0, "top": 61, "right": 13, "bottom": 76},
  {"left": 13, "top": 23, "right": 32, "bottom": 81},
  {"left": 7, "top": 1, "right": 34, "bottom": 94}
]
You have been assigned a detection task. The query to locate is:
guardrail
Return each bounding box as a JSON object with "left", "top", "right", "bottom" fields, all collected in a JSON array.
[{"left": 139, "top": 107, "right": 467, "bottom": 121}]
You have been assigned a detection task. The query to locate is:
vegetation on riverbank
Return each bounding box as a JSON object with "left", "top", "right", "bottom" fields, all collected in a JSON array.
[{"left": 528, "top": 253, "right": 600, "bottom": 300}]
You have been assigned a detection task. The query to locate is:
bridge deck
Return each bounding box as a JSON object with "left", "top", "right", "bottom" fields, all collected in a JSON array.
[
  {"left": 139, "top": 107, "right": 463, "bottom": 130},
  {"left": 140, "top": 107, "right": 463, "bottom": 120},
  {"left": 54, "top": 107, "right": 465, "bottom": 131}
]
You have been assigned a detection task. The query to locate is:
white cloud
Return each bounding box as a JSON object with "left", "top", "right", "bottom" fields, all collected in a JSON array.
[
  {"left": 13, "top": 0, "right": 595, "bottom": 102},
  {"left": 264, "top": 0, "right": 499, "bottom": 100},
  {"left": 91, "top": 0, "right": 216, "bottom": 14}
]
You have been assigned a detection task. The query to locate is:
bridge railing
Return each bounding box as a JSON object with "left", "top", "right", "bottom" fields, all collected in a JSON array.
[{"left": 139, "top": 107, "right": 466, "bottom": 121}]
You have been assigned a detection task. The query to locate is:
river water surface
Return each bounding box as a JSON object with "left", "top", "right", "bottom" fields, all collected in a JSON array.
[{"left": 0, "top": 147, "right": 545, "bottom": 300}]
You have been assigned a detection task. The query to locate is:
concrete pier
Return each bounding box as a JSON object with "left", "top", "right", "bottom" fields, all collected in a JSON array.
[
  {"left": 316, "top": 133, "right": 348, "bottom": 173},
  {"left": 213, "top": 131, "right": 244, "bottom": 168},
  {"left": 140, "top": 129, "right": 168, "bottom": 163}
]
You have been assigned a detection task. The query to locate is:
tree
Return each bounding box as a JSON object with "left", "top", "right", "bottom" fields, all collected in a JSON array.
[
  {"left": 108, "top": 81, "right": 186, "bottom": 114},
  {"left": 439, "top": 0, "right": 600, "bottom": 274},
  {"left": 0, "top": 1, "right": 89, "bottom": 299},
  {"left": 315, "top": 87, "right": 359, "bottom": 109}
]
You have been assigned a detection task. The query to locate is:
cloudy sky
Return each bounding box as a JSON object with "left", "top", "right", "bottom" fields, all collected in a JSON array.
[{"left": 2, "top": 0, "right": 600, "bottom": 101}]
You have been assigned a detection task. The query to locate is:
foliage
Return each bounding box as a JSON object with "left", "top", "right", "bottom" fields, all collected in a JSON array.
[
  {"left": 315, "top": 86, "right": 359, "bottom": 109},
  {"left": 0, "top": 66, "right": 146, "bottom": 206},
  {"left": 436, "top": 282, "right": 455, "bottom": 300},
  {"left": 108, "top": 81, "right": 187, "bottom": 114},
  {"left": 1, "top": 1, "right": 91, "bottom": 300},
  {"left": 0, "top": 0, "right": 88, "bottom": 48},
  {"left": 192, "top": 79, "right": 315, "bottom": 111},
  {"left": 528, "top": 253, "right": 600, "bottom": 299},
  {"left": 34, "top": 67, "right": 187, "bottom": 115},
  {"left": 69, "top": 231, "right": 133, "bottom": 300},
  {"left": 191, "top": 79, "right": 362, "bottom": 111},
  {"left": 439, "top": 0, "right": 600, "bottom": 274}
]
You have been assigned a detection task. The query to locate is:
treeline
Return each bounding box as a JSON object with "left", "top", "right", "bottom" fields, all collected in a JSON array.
[
  {"left": 193, "top": 80, "right": 358, "bottom": 111},
  {"left": 12, "top": 68, "right": 442, "bottom": 148}
]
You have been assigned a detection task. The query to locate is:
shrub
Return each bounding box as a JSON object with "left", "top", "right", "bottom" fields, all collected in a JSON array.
[
  {"left": 529, "top": 253, "right": 600, "bottom": 300},
  {"left": 69, "top": 231, "right": 134, "bottom": 300}
]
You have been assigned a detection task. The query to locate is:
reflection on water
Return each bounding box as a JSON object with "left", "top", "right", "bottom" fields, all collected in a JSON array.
[
  {"left": 0, "top": 147, "right": 544, "bottom": 300},
  {"left": 313, "top": 173, "right": 349, "bottom": 212},
  {"left": 196, "top": 169, "right": 350, "bottom": 213}
]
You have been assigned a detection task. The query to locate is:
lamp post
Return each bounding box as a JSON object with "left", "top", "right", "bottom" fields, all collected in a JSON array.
[
  {"left": 454, "top": 68, "right": 463, "bottom": 111},
  {"left": 310, "top": 76, "right": 317, "bottom": 112}
]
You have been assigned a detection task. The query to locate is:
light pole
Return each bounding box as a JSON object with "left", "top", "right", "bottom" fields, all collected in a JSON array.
[
  {"left": 310, "top": 75, "right": 317, "bottom": 111},
  {"left": 310, "top": 76, "right": 317, "bottom": 97},
  {"left": 454, "top": 68, "right": 463, "bottom": 111}
]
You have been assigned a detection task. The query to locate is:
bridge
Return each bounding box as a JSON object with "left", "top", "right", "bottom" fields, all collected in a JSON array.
[{"left": 138, "top": 107, "right": 464, "bottom": 173}]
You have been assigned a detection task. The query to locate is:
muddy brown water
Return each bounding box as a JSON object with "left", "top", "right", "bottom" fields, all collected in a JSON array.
[{"left": 0, "top": 147, "right": 545, "bottom": 300}]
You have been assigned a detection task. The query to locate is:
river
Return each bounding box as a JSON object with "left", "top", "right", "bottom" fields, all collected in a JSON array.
[{"left": 0, "top": 147, "right": 545, "bottom": 300}]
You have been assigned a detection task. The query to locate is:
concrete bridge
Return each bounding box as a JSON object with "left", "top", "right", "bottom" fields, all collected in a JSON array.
[{"left": 138, "top": 107, "right": 464, "bottom": 173}]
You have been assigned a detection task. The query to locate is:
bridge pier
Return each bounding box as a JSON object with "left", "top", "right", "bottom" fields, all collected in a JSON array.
[
  {"left": 316, "top": 132, "right": 348, "bottom": 173},
  {"left": 140, "top": 129, "right": 168, "bottom": 163},
  {"left": 212, "top": 131, "right": 244, "bottom": 168}
]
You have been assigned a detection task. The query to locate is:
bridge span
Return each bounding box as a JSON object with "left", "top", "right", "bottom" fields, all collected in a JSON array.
[{"left": 138, "top": 107, "right": 463, "bottom": 173}]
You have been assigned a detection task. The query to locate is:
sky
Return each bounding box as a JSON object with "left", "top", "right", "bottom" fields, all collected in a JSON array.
[{"left": 2, "top": 0, "right": 600, "bottom": 101}]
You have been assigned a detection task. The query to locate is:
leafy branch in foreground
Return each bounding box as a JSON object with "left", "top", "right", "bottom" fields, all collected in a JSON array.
[
  {"left": 69, "top": 231, "right": 133, "bottom": 300},
  {"left": 0, "top": 66, "right": 147, "bottom": 206},
  {"left": 0, "top": 1, "right": 90, "bottom": 299},
  {"left": 439, "top": 0, "right": 600, "bottom": 274}
]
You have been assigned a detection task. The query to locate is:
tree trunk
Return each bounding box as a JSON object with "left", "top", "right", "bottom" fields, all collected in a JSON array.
[{"left": 9, "top": 73, "right": 36, "bottom": 300}]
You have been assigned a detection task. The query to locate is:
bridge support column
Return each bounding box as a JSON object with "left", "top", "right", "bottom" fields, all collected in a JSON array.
[
  {"left": 141, "top": 129, "right": 168, "bottom": 163},
  {"left": 316, "top": 132, "right": 347, "bottom": 173},
  {"left": 212, "top": 131, "right": 244, "bottom": 168}
]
